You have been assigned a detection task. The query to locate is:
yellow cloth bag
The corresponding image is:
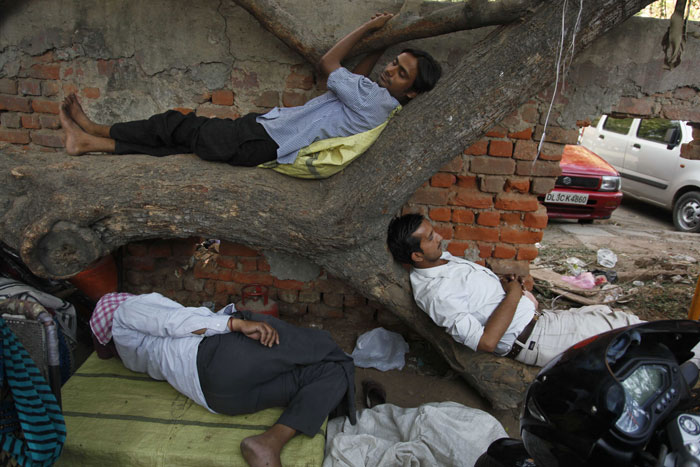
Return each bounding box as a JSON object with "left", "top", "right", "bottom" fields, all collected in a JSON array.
[{"left": 259, "top": 106, "right": 401, "bottom": 179}]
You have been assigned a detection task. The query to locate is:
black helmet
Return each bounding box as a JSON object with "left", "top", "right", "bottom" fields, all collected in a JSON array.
[{"left": 520, "top": 320, "right": 700, "bottom": 467}]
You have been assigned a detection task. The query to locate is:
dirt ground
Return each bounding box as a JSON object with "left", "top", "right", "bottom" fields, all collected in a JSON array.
[{"left": 308, "top": 197, "right": 700, "bottom": 437}]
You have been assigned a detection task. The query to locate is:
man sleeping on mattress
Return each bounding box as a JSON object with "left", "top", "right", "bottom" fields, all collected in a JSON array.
[{"left": 90, "top": 292, "right": 355, "bottom": 467}]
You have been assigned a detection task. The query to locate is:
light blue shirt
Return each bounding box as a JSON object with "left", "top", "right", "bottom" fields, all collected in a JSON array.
[
  {"left": 257, "top": 67, "right": 399, "bottom": 164},
  {"left": 112, "top": 293, "right": 232, "bottom": 412}
]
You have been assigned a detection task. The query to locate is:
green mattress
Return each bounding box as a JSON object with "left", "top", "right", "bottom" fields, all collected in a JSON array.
[{"left": 57, "top": 352, "right": 325, "bottom": 466}]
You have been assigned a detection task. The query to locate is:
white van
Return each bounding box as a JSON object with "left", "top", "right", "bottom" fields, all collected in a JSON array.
[{"left": 580, "top": 116, "right": 699, "bottom": 232}]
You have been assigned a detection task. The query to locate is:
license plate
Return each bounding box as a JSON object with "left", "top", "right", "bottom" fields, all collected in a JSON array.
[{"left": 545, "top": 191, "right": 589, "bottom": 205}]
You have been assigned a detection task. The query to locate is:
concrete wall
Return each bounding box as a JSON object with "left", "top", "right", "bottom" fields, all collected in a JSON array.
[{"left": 1, "top": 1, "right": 698, "bottom": 318}]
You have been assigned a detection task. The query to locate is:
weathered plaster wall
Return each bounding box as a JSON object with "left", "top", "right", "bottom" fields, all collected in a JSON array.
[{"left": 1, "top": 1, "right": 698, "bottom": 318}]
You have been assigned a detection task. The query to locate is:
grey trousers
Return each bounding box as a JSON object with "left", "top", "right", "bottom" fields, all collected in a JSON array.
[{"left": 196, "top": 312, "right": 355, "bottom": 436}]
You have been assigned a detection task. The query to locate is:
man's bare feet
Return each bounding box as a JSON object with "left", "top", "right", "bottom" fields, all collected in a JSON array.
[
  {"left": 240, "top": 424, "right": 295, "bottom": 467},
  {"left": 62, "top": 94, "right": 111, "bottom": 137},
  {"left": 59, "top": 103, "right": 115, "bottom": 156}
]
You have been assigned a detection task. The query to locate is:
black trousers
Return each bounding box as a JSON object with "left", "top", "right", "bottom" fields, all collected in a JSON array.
[
  {"left": 196, "top": 312, "right": 355, "bottom": 437},
  {"left": 110, "top": 111, "right": 278, "bottom": 166}
]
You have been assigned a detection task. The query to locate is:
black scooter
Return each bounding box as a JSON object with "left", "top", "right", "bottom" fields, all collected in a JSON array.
[{"left": 476, "top": 320, "right": 700, "bottom": 467}]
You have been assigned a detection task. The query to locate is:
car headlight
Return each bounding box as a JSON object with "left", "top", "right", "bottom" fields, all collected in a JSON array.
[{"left": 600, "top": 176, "right": 621, "bottom": 192}]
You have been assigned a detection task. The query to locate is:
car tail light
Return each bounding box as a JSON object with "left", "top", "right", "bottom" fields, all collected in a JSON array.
[{"left": 600, "top": 176, "right": 621, "bottom": 192}]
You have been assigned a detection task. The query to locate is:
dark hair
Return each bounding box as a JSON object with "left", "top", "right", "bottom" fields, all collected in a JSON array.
[
  {"left": 402, "top": 48, "right": 442, "bottom": 94},
  {"left": 387, "top": 214, "right": 424, "bottom": 265}
]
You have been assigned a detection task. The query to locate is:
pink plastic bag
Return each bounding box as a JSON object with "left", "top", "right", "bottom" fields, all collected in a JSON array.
[{"left": 561, "top": 272, "right": 596, "bottom": 289}]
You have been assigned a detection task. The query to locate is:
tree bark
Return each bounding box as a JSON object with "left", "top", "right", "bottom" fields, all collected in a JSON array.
[{"left": 0, "top": 0, "right": 653, "bottom": 409}]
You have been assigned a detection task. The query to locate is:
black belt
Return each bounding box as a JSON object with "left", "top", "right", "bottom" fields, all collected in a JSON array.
[{"left": 505, "top": 317, "right": 538, "bottom": 359}]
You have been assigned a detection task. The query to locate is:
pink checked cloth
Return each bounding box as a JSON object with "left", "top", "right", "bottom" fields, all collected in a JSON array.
[{"left": 90, "top": 292, "right": 134, "bottom": 345}]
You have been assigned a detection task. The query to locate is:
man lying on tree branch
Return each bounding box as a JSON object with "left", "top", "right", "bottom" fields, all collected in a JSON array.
[{"left": 59, "top": 13, "right": 441, "bottom": 167}]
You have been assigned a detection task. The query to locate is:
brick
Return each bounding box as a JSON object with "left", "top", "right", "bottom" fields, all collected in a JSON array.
[
  {"left": 433, "top": 223, "right": 453, "bottom": 240},
  {"left": 315, "top": 278, "right": 353, "bottom": 294},
  {"left": 663, "top": 106, "right": 700, "bottom": 122},
  {"left": 308, "top": 303, "right": 343, "bottom": 319},
  {"left": 31, "top": 130, "right": 62, "bottom": 147},
  {"left": 534, "top": 125, "right": 579, "bottom": 144},
  {"left": 493, "top": 243, "right": 516, "bottom": 259},
  {"left": 239, "top": 258, "right": 257, "bottom": 272},
  {"left": 539, "top": 142, "right": 564, "bottom": 161},
  {"left": 273, "top": 278, "right": 304, "bottom": 290},
  {"left": 450, "top": 187, "right": 493, "bottom": 208},
  {"left": 149, "top": 242, "right": 172, "bottom": 257},
  {"left": 486, "top": 258, "right": 529, "bottom": 277},
  {"left": 524, "top": 206, "right": 549, "bottom": 228},
  {"left": 277, "top": 289, "right": 299, "bottom": 304},
  {"left": 681, "top": 143, "right": 700, "bottom": 160},
  {"left": 253, "top": 91, "right": 279, "bottom": 108},
  {"left": 488, "top": 140, "right": 513, "bottom": 157},
  {"left": 31, "top": 99, "right": 59, "bottom": 114},
  {"left": 39, "top": 114, "right": 60, "bottom": 129},
  {"left": 234, "top": 272, "right": 273, "bottom": 285},
  {"left": 0, "top": 95, "right": 32, "bottom": 112},
  {"left": 278, "top": 303, "right": 308, "bottom": 317},
  {"left": 516, "top": 160, "right": 561, "bottom": 177},
  {"left": 194, "top": 263, "right": 232, "bottom": 281},
  {"left": 530, "top": 177, "right": 556, "bottom": 194},
  {"left": 508, "top": 128, "right": 533, "bottom": 140},
  {"left": 18, "top": 79, "right": 41, "bottom": 96},
  {"left": 282, "top": 91, "right": 306, "bottom": 107},
  {"left": 298, "top": 290, "right": 320, "bottom": 303},
  {"left": 520, "top": 104, "right": 539, "bottom": 123},
  {"left": 219, "top": 241, "right": 258, "bottom": 257},
  {"left": 286, "top": 67, "right": 314, "bottom": 90},
  {"left": 170, "top": 238, "right": 197, "bottom": 257},
  {"left": 517, "top": 245, "right": 539, "bottom": 261},
  {"left": 446, "top": 241, "right": 471, "bottom": 257},
  {"left": 1, "top": 113, "right": 21, "bottom": 128},
  {"left": 214, "top": 281, "right": 239, "bottom": 295},
  {"left": 216, "top": 256, "right": 237, "bottom": 269},
  {"left": 673, "top": 87, "right": 697, "bottom": 100},
  {"left": 171, "top": 107, "right": 193, "bottom": 115},
  {"left": 62, "top": 83, "right": 79, "bottom": 96},
  {"left": 452, "top": 208, "right": 475, "bottom": 224},
  {"left": 470, "top": 156, "right": 515, "bottom": 175},
  {"left": 505, "top": 178, "right": 529, "bottom": 193},
  {"left": 195, "top": 104, "right": 240, "bottom": 120},
  {"left": 212, "top": 89, "right": 234, "bottom": 106},
  {"left": 500, "top": 228, "right": 543, "bottom": 244},
  {"left": 454, "top": 225, "right": 499, "bottom": 242},
  {"left": 430, "top": 172, "right": 456, "bottom": 188},
  {"left": 125, "top": 257, "right": 155, "bottom": 271},
  {"left": 429, "top": 207, "right": 451, "bottom": 222},
  {"left": 409, "top": 187, "right": 450, "bottom": 205},
  {"left": 613, "top": 97, "right": 653, "bottom": 117},
  {"left": 41, "top": 81, "right": 60, "bottom": 97},
  {"left": 501, "top": 212, "right": 522, "bottom": 226},
  {"left": 0, "top": 78, "right": 17, "bottom": 94},
  {"left": 478, "top": 242, "right": 494, "bottom": 258},
  {"left": 28, "top": 64, "right": 60, "bottom": 80},
  {"left": 83, "top": 87, "right": 101, "bottom": 99},
  {"left": 343, "top": 294, "right": 365, "bottom": 307},
  {"left": 485, "top": 125, "right": 506, "bottom": 138},
  {"left": 183, "top": 275, "right": 206, "bottom": 292},
  {"left": 0, "top": 128, "right": 30, "bottom": 144},
  {"left": 96, "top": 59, "right": 116, "bottom": 76},
  {"left": 494, "top": 193, "right": 540, "bottom": 211},
  {"left": 440, "top": 157, "right": 463, "bottom": 173},
  {"left": 456, "top": 175, "right": 477, "bottom": 188},
  {"left": 402, "top": 205, "right": 426, "bottom": 217},
  {"left": 464, "top": 139, "right": 489, "bottom": 156},
  {"left": 323, "top": 293, "right": 344, "bottom": 308},
  {"left": 231, "top": 67, "right": 259, "bottom": 90},
  {"left": 257, "top": 258, "right": 271, "bottom": 272},
  {"left": 479, "top": 175, "right": 506, "bottom": 193},
  {"left": 513, "top": 140, "right": 537, "bottom": 160},
  {"left": 20, "top": 114, "right": 40, "bottom": 129},
  {"left": 477, "top": 211, "right": 500, "bottom": 226}
]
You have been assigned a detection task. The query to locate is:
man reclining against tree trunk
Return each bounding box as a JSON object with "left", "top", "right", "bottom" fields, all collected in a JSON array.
[
  {"left": 90, "top": 292, "right": 355, "bottom": 467},
  {"left": 59, "top": 13, "right": 441, "bottom": 167},
  {"left": 385, "top": 214, "right": 690, "bottom": 367}
]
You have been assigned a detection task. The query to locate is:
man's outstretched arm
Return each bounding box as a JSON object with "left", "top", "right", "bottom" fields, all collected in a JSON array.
[
  {"left": 476, "top": 276, "right": 523, "bottom": 353},
  {"left": 319, "top": 13, "right": 393, "bottom": 77}
]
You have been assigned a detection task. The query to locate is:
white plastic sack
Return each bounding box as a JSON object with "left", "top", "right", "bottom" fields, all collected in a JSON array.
[{"left": 351, "top": 327, "right": 409, "bottom": 371}]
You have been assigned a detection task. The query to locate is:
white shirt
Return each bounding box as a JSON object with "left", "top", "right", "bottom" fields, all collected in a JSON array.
[
  {"left": 410, "top": 252, "right": 536, "bottom": 355},
  {"left": 111, "top": 293, "right": 232, "bottom": 411}
]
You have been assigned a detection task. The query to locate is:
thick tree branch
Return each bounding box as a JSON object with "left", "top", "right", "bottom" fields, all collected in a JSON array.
[
  {"left": 233, "top": 0, "right": 543, "bottom": 64},
  {"left": 0, "top": 0, "right": 654, "bottom": 409}
]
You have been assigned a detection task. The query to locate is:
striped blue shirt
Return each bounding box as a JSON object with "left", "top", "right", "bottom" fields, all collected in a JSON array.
[{"left": 257, "top": 67, "right": 399, "bottom": 164}]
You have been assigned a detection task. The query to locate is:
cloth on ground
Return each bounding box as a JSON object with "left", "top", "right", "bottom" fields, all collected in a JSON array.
[{"left": 323, "top": 402, "right": 507, "bottom": 467}]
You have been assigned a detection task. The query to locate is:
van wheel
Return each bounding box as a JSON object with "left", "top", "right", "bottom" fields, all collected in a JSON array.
[{"left": 673, "top": 191, "right": 700, "bottom": 233}]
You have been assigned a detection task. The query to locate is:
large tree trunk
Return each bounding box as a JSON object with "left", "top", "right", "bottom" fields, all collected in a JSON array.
[{"left": 0, "top": 0, "right": 652, "bottom": 409}]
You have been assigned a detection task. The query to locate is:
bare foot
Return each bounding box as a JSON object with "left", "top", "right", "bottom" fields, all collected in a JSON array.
[
  {"left": 59, "top": 103, "right": 89, "bottom": 156},
  {"left": 240, "top": 434, "right": 282, "bottom": 467},
  {"left": 62, "top": 94, "right": 93, "bottom": 131}
]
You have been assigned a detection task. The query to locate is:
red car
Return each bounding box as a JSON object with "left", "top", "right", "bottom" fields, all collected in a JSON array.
[{"left": 540, "top": 145, "right": 623, "bottom": 222}]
